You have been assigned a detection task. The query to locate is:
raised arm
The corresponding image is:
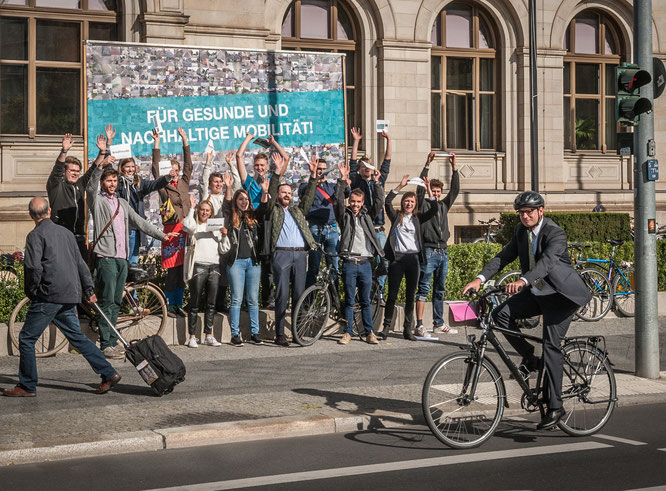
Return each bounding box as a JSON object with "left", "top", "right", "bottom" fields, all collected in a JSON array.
[
  {"left": 178, "top": 127, "right": 193, "bottom": 182},
  {"left": 225, "top": 151, "right": 242, "bottom": 193},
  {"left": 150, "top": 129, "right": 161, "bottom": 179},
  {"left": 368, "top": 175, "right": 385, "bottom": 220},
  {"left": 442, "top": 153, "right": 460, "bottom": 209},
  {"left": 80, "top": 132, "right": 109, "bottom": 189},
  {"left": 350, "top": 127, "right": 362, "bottom": 176},
  {"left": 235, "top": 132, "right": 254, "bottom": 184},
  {"left": 48, "top": 134, "right": 73, "bottom": 192},
  {"left": 267, "top": 135, "right": 290, "bottom": 166},
  {"left": 201, "top": 151, "right": 213, "bottom": 201},
  {"left": 298, "top": 155, "right": 318, "bottom": 214},
  {"left": 334, "top": 162, "right": 350, "bottom": 225},
  {"left": 380, "top": 129, "right": 391, "bottom": 161},
  {"left": 222, "top": 172, "right": 234, "bottom": 201}
]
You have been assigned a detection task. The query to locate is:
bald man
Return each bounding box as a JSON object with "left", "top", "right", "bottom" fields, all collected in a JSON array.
[{"left": 2, "top": 197, "right": 121, "bottom": 397}]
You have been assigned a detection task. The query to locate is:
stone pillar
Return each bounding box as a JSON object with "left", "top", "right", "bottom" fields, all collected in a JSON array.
[{"left": 140, "top": 0, "right": 189, "bottom": 44}]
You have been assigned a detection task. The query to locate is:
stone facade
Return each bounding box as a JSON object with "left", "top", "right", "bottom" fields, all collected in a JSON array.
[{"left": 0, "top": 0, "right": 664, "bottom": 250}]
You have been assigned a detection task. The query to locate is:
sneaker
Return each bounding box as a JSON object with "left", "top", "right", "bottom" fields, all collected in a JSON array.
[
  {"left": 173, "top": 306, "right": 187, "bottom": 318},
  {"left": 185, "top": 337, "right": 198, "bottom": 348},
  {"left": 275, "top": 334, "right": 289, "bottom": 347},
  {"left": 366, "top": 332, "right": 379, "bottom": 345},
  {"left": 338, "top": 333, "right": 352, "bottom": 345},
  {"left": 204, "top": 336, "right": 222, "bottom": 347},
  {"left": 416, "top": 325, "right": 431, "bottom": 338},
  {"left": 102, "top": 346, "right": 124, "bottom": 360},
  {"left": 230, "top": 335, "right": 244, "bottom": 347},
  {"left": 435, "top": 324, "right": 458, "bottom": 334},
  {"left": 250, "top": 334, "right": 264, "bottom": 345},
  {"left": 114, "top": 344, "right": 126, "bottom": 355}
]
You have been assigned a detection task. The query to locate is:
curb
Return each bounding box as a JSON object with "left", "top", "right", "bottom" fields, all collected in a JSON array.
[{"left": 3, "top": 389, "right": 666, "bottom": 467}]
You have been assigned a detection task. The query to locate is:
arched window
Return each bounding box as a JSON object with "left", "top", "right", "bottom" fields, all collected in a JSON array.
[
  {"left": 0, "top": 0, "right": 118, "bottom": 137},
  {"left": 430, "top": 2, "right": 498, "bottom": 151},
  {"left": 281, "top": 0, "right": 358, "bottom": 130},
  {"left": 563, "top": 11, "right": 623, "bottom": 152}
]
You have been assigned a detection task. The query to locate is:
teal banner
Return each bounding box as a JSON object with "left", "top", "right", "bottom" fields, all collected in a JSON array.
[{"left": 87, "top": 90, "right": 345, "bottom": 159}]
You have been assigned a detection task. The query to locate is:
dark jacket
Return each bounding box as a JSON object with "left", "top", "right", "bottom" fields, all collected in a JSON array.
[
  {"left": 349, "top": 157, "right": 390, "bottom": 225},
  {"left": 334, "top": 178, "right": 385, "bottom": 257},
  {"left": 298, "top": 180, "right": 348, "bottom": 226},
  {"left": 151, "top": 146, "right": 193, "bottom": 224},
  {"left": 105, "top": 166, "right": 168, "bottom": 230},
  {"left": 479, "top": 217, "right": 592, "bottom": 306},
  {"left": 24, "top": 218, "right": 94, "bottom": 304},
  {"left": 383, "top": 189, "right": 439, "bottom": 263},
  {"left": 46, "top": 158, "right": 99, "bottom": 236},
  {"left": 416, "top": 166, "right": 460, "bottom": 249},
  {"left": 260, "top": 174, "right": 318, "bottom": 255},
  {"left": 222, "top": 197, "right": 266, "bottom": 267}
]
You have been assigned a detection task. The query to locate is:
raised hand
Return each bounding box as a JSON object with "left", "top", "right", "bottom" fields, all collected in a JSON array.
[
  {"left": 372, "top": 169, "right": 380, "bottom": 182},
  {"left": 177, "top": 126, "right": 188, "bottom": 145},
  {"left": 104, "top": 155, "right": 117, "bottom": 167},
  {"left": 380, "top": 129, "right": 390, "bottom": 140},
  {"left": 105, "top": 124, "right": 116, "bottom": 144},
  {"left": 260, "top": 176, "right": 270, "bottom": 194},
  {"left": 308, "top": 153, "right": 318, "bottom": 177},
  {"left": 267, "top": 135, "right": 276, "bottom": 146},
  {"left": 426, "top": 151, "right": 435, "bottom": 165},
  {"left": 449, "top": 152, "right": 457, "bottom": 170},
  {"left": 163, "top": 232, "right": 180, "bottom": 241},
  {"left": 225, "top": 151, "right": 234, "bottom": 165},
  {"left": 350, "top": 127, "right": 362, "bottom": 141},
  {"left": 222, "top": 171, "right": 233, "bottom": 189},
  {"left": 189, "top": 194, "right": 197, "bottom": 210},
  {"left": 398, "top": 174, "right": 409, "bottom": 190},
  {"left": 423, "top": 176, "right": 432, "bottom": 196},
  {"left": 96, "top": 134, "right": 107, "bottom": 153},
  {"left": 272, "top": 153, "right": 286, "bottom": 176},
  {"left": 62, "top": 133, "right": 74, "bottom": 152},
  {"left": 152, "top": 129, "right": 161, "bottom": 148}
]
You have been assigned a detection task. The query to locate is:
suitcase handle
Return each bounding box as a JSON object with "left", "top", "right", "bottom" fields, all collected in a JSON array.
[{"left": 90, "top": 301, "right": 130, "bottom": 348}]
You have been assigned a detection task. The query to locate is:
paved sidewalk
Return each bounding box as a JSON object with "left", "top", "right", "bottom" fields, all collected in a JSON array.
[{"left": 0, "top": 316, "right": 664, "bottom": 466}]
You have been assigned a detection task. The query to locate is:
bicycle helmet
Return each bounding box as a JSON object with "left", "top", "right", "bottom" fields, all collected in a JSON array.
[{"left": 513, "top": 191, "right": 544, "bottom": 210}]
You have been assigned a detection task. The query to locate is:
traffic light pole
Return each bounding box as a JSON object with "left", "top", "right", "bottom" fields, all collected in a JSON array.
[{"left": 633, "top": 0, "right": 660, "bottom": 379}]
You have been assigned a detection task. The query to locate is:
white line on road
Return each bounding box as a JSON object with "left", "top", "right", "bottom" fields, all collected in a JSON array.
[
  {"left": 658, "top": 448, "right": 666, "bottom": 452},
  {"left": 145, "top": 441, "right": 612, "bottom": 491},
  {"left": 593, "top": 434, "right": 648, "bottom": 446}
]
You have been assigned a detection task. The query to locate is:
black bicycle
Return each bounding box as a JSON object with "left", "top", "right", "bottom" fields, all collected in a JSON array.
[
  {"left": 422, "top": 285, "right": 617, "bottom": 449},
  {"left": 292, "top": 252, "right": 382, "bottom": 346}
]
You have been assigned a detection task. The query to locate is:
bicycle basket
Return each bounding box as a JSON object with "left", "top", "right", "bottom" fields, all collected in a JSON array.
[{"left": 127, "top": 267, "right": 150, "bottom": 283}]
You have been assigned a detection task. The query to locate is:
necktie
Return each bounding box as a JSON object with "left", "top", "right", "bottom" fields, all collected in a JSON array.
[{"left": 528, "top": 230, "right": 536, "bottom": 270}]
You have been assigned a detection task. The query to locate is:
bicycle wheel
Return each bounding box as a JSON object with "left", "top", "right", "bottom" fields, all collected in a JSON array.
[
  {"left": 558, "top": 341, "right": 616, "bottom": 436},
  {"left": 292, "top": 285, "right": 331, "bottom": 346},
  {"left": 9, "top": 297, "right": 68, "bottom": 357},
  {"left": 422, "top": 352, "right": 505, "bottom": 449},
  {"left": 613, "top": 268, "right": 635, "bottom": 317},
  {"left": 497, "top": 270, "right": 521, "bottom": 286},
  {"left": 576, "top": 269, "right": 612, "bottom": 321},
  {"left": 117, "top": 283, "right": 167, "bottom": 342},
  {"left": 352, "top": 281, "right": 382, "bottom": 339},
  {"left": 0, "top": 269, "right": 18, "bottom": 286}
]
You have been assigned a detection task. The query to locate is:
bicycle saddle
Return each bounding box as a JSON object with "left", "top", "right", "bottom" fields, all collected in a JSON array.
[
  {"left": 127, "top": 267, "right": 150, "bottom": 283},
  {"left": 607, "top": 239, "right": 625, "bottom": 246}
]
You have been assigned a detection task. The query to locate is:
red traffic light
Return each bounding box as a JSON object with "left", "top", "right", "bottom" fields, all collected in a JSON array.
[{"left": 618, "top": 68, "right": 652, "bottom": 92}]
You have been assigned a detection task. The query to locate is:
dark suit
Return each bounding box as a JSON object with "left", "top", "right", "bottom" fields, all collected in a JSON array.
[{"left": 480, "top": 217, "right": 591, "bottom": 409}]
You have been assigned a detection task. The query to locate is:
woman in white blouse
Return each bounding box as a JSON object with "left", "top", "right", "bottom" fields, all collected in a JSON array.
[
  {"left": 379, "top": 175, "right": 437, "bottom": 341},
  {"left": 182, "top": 195, "right": 226, "bottom": 348}
]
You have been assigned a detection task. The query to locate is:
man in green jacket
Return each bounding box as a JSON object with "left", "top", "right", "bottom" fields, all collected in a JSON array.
[{"left": 261, "top": 155, "right": 318, "bottom": 347}]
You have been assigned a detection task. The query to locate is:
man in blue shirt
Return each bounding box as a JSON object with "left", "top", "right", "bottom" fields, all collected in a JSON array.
[
  {"left": 236, "top": 133, "right": 290, "bottom": 308},
  {"left": 298, "top": 158, "right": 349, "bottom": 288},
  {"left": 349, "top": 127, "right": 391, "bottom": 292}
]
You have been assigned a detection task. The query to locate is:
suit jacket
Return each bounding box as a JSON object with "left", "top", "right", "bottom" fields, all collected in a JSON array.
[{"left": 479, "top": 217, "right": 591, "bottom": 306}]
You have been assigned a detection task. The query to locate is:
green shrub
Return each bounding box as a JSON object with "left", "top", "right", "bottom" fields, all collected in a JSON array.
[
  {"left": 0, "top": 262, "right": 25, "bottom": 324},
  {"left": 496, "top": 212, "right": 632, "bottom": 245}
]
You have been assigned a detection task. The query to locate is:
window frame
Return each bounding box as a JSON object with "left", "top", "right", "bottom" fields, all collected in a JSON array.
[
  {"left": 281, "top": 0, "right": 358, "bottom": 131},
  {"left": 0, "top": 1, "right": 117, "bottom": 138},
  {"left": 563, "top": 11, "right": 623, "bottom": 153},
  {"left": 431, "top": 3, "right": 499, "bottom": 152}
]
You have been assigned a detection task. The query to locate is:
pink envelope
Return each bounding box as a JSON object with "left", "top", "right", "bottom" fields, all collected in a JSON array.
[{"left": 447, "top": 301, "right": 478, "bottom": 322}]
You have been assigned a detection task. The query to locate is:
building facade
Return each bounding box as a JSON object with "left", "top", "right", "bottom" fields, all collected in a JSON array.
[{"left": 1, "top": 0, "right": 664, "bottom": 249}]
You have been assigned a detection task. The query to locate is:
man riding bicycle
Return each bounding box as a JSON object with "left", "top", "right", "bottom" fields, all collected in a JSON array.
[{"left": 462, "top": 191, "right": 591, "bottom": 430}]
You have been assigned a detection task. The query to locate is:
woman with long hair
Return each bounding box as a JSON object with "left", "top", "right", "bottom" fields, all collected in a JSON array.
[
  {"left": 182, "top": 196, "right": 225, "bottom": 348},
  {"left": 379, "top": 174, "right": 437, "bottom": 341},
  {"left": 221, "top": 172, "right": 268, "bottom": 346}
]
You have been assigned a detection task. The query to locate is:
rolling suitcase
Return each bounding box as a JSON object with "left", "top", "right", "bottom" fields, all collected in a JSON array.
[{"left": 92, "top": 302, "right": 186, "bottom": 396}]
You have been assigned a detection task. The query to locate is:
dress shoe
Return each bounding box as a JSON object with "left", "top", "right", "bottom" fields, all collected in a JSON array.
[
  {"left": 537, "top": 407, "right": 566, "bottom": 430},
  {"left": 366, "top": 332, "right": 379, "bottom": 345},
  {"left": 95, "top": 373, "right": 122, "bottom": 394},
  {"left": 403, "top": 328, "right": 417, "bottom": 341},
  {"left": 3, "top": 385, "right": 36, "bottom": 397},
  {"left": 173, "top": 306, "right": 187, "bottom": 318},
  {"left": 275, "top": 334, "right": 289, "bottom": 347},
  {"left": 338, "top": 333, "right": 351, "bottom": 345}
]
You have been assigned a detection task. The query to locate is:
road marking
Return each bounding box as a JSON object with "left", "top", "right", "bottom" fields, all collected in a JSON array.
[
  {"left": 658, "top": 448, "right": 666, "bottom": 452},
  {"left": 146, "top": 441, "right": 612, "bottom": 491},
  {"left": 593, "top": 434, "right": 647, "bottom": 446}
]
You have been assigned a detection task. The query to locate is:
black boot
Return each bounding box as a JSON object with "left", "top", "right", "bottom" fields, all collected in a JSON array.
[
  {"left": 377, "top": 325, "right": 389, "bottom": 340},
  {"left": 403, "top": 327, "right": 416, "bottom": 341}
]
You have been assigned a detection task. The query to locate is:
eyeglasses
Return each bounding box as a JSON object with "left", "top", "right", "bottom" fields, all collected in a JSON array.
[
  {"left": 66, "top": 168, "right": 81, "bottom": 174},
  {"left": 517, "top": 208, "right": 537, "bottom": 216}
]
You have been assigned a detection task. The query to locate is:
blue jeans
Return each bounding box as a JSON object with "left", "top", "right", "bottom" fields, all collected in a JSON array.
[
  {"left": 306, "top": 223, "right": 339, "bottom": 288},
  {"left": 128, "top": 228, "right": 140, "bottom": 266},
  {"left": 18, "top": 301, "right": 117, "bottom": 393},
  {"left": 375, "top": 229, "right": 388, "bottom": 290},
  {"left": 342, "top": 260, "right": 373, "bottom": 335},
  {"left": 227, "top": 258, "right": 261, "bottom": 337},
  {"left": 416, "top": 248, "right": 449, "bottom": 327}
]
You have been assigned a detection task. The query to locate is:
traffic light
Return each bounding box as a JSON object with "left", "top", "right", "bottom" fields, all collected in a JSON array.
[{"left": 616, "top": 62, "right": 652, "bottom": 126}]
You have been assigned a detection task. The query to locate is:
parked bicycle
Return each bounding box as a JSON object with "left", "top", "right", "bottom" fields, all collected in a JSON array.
[
  {"left": 422, "top": 285, "right": 617, "bottom": 449},
  {"left": 473, "top": 217, "right": 500, "bottom": 243},
  {"left": 291, "top": 252, "right": 382, "bottom": 346},
  {"left": 570, "top": 239, "right": 635, "bottom": 318},
  {"left": 0, "top": 251, "right": 23, "bottom": 285},
  {"left": 8, "top": 267, "right": 167, "bottom": 357}
]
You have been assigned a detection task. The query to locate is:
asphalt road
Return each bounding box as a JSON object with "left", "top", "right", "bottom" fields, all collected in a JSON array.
[{"left": 2, "top": 402, "right": 665, "bottom": 490}]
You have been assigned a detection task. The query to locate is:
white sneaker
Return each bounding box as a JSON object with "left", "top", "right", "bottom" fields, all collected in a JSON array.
[
  {"left": 416, "top": 325, "right": 431, "bottom": 338},
  {"left": 185, "top": 337, "right": 198, "bottom": 348},
  {"left": 204, "top": 336, "right": 222, "bottom": 347},
  {"left": 435, "top": 324, "right": 458, "bottom": 334}
]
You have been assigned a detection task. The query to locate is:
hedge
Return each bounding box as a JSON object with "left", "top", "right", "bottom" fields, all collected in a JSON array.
[{"left": 496, "top": 212, "right": 632, "bottom": 245}]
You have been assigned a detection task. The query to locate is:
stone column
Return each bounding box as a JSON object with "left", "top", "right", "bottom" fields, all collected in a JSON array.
[{"left": 140, "top": 0, "right": 189, "bottom": 44}]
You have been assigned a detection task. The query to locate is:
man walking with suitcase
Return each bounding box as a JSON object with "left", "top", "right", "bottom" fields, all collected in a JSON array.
[{"left": 2, "top": 197, "right": 121, "bottom": 397}]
